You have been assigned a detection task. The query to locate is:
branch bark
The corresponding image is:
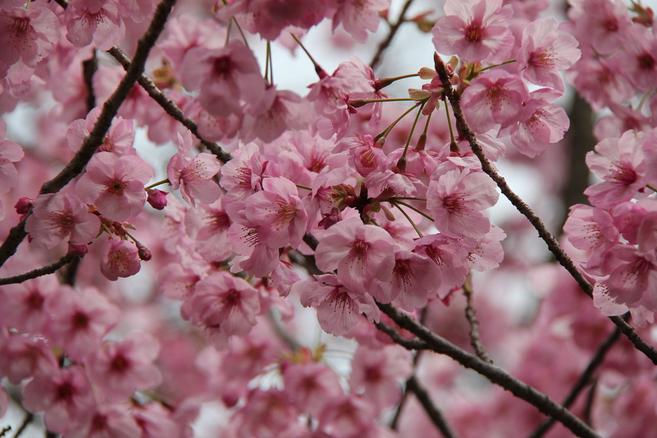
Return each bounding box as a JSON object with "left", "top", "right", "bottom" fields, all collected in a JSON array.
[
  {"left": 528, "top": 327, "right": 621, "bottom": 438},
  {"left": 433, "top": 55, "right": 657, "bottom": 366},
  {"left": 377, "top": 304, "right": 599, "bottom": 438},
  {"left": 406, "top": 376, "right": 457, "bottom": 438},
  {"left": 106, "top": 47, "right": 232, "bottom": 164},
  {"left": 370, "top": 0, "right": 416, "bottom": 69},
  {"left": 0, "top": 254, "right": 79, "bottom": 286},
  {"left": 463, "top": 276, "right": 492, "bottom": 363},
  {"left": 0, "top": 0, "right": 178, "bottom": 269}
]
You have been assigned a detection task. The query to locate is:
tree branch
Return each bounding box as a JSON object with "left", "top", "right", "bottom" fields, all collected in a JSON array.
[
  {"left": 0, "top": 0, "right": 178, "bottom": 269},
  {"left": 377, "top": 303, "right": 599, "bottom": 438},
  {"left": 370, "top": 0, "right": 416, "bottom": 69},
  {"left": 82, "top": 50, "right": 98, "bottom": 113},
  {"left": 106, "top": 47, "right": 232, "bottom": 164},
  {"left": 463, "top": 276, "right": 492, "bottom": 363},
  {"left": 528, "top": 327, "right": 621, "bottom": 438},
  {"left": 406, "top": 375, "right": 458, "bottom": 438},
  {"left": 0, "top": 254, "right": 79, "bottom": 286},
  {"left": 432, "top": 54, "right": 657, "bottom": 366}
]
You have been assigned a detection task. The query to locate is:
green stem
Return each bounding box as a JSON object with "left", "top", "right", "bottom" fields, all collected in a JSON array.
[
  {"left": 375, "top": 102, "right": 422, "bottom": 143},
  {"left": 388, "top": 199, "right": 434, "bottom": 222},
  {"left": 479, "top": 59, "right": 516, "bottom": 73},
  {"left": 391, "top": 201, "right": 423, "bottom": 237},
  {"left": 145, "top": 178, "right": 169, "bottom": 190}
]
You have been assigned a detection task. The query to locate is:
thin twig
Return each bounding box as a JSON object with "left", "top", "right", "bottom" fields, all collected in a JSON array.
[
  {"left": 406, "top": 376, "right": 458, "bottom": 438},
  {"left": 463, "top": 276, "right": 492, "bottom": 363},
  {"left": 0, "top": 254, "right": 78, "bottom": 286},
  {"left": 370, "top": 0, "right": 417, "bottom": 69},
  {"left": 389, "top": 308, "right": 428, "bottom": 430},
  {"left": 377, "top": 303, "right": 599, "bottom": 438},
  {"left": 528, "top": 327, "right": 621, "bottom": 438},
  {"left": 107, "top": 48, "right": 232, "bottom": 164},
  {"left": 12, "top": 413, "right": 32, "bottom": 438},
  {"left": 433, "top": 54, "right": 657, "bottom": 366},
  {"left": 0, "top": 426, "right": 10, "bottom": 438},
  {"left": 0, "top": 0, "right": 179, "bottom": 269}
]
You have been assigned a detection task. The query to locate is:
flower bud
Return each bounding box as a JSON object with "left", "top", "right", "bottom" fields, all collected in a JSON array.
[
  {"left": 147, "top": 189, "right": 168, "bottom": 210},
  {"left": 14, "top": 197, "right": 33, "bottom": 215},
  {"left": 68, "top": 242, "right": 88, "bottom": 256}
]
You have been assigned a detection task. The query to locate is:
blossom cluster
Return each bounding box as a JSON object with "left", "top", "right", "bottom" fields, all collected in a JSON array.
[{"left": 1, "top": 0, "right": 656, "bottom": 436}]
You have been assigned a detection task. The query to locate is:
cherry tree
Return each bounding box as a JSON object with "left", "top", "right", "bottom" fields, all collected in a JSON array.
[{"left": 1, "top": 0, "right": 656, "bottom": 436}]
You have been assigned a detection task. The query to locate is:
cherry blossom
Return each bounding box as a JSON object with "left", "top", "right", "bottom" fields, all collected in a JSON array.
[
  {"left": 76, "top": 151, "right": 153, "bottom": 222},
  {"left": 433, "top": 0, "right": 514, "bottom": 63},
  {"left": 25, "top": 192, "right": 100, "bottom": 249}
]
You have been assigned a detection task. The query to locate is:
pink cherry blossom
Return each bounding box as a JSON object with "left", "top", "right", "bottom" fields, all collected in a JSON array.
[
  {"left": 180, "top": 41, "right": 264, "bottom": 117},
  {"left": 241, "top": 177, "right": 308, "bottom": 249},
  {"left": 76, "top": 151, "right": 153, "bottom": 222},
  {"left": 413, "top": 233, "right": 471, "bottom": 297},
  {"left": 293, "top": 274, "right": 379, "bottom": 337},
  {"left": 100, "top": 238, "right": 142, "bottom": 281},
  {"left": 518, "top": 17, "right": 581, "bottom": 91},
  {"left": 0, "top": 120, "right": 24, "bottom": 194},
  {"left": 315, "top": 216, "right": 396, "bottom": 295},
  {"left": 584, "top": 130, "right": 650, "bottom": 208},
  {"left": 501, "top": 89, "right": 570, "bottom": 157},
  {"left": 331, "top": 0, "right": 389, "bottom": 42},
  {"left": 0, "top": 275, "right": 59, "bottom": 334},
  {"left": 282, "top": 362, "right": 344, "bottom": 416},
  {"left": 427, "top": 168, "right": 499, "bottom": 237},
  {"left": 46, "top": 286, "right": 119, "bottom": 360},
  {"left": 433, "top": 0, "right": 515, "bottom": 63},
  {"left": 461, "top": 70, "right": 528, "bottom": 133},
  {"left": 380, "top": 250, "right": 442, "bottom": 310},
  {"left": 0, "top": 2, "right": 59, "bottom": 74},
  {"left": 0, "top": 330, "right": 57, "bottom": 384},
  {"left": 86, "top": 333, "right": 162, "bottom": 401},
  {"left": 318, "top": 394, "right": 378, "bottom": 437},
  {"left": 182, "top": 272, "right": 261, "bottom": 343},
  {"left": 349, "top": 345, "right": 412, "bottom": 411},
  {"left": 67, "top": 108, "right": 136, "bottom": 155},
  {"left": 68, "top": 404, "right": 142, "bottom": 438},
  {"left": 23, "top": 365, "right": 96, "bottom": 434},
  {"left": 167, "top": 150, "right": 221, "bottom": 206},
  {"left": 25, "top": 192, "right": 100, "bottom": 249},
  {"left": 65, "top": 0, "right": 125, "bottom": 50}
]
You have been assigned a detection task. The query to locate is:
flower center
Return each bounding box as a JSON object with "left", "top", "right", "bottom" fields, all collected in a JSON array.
[
  {"left": 637, "top": 53, "right": 656, "bottom": 71},
  {"left": 464, "top": 22, "right": 483, "bottom": 43}
]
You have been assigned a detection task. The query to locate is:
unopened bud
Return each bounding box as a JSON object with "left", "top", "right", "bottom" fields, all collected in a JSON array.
[
  {"left": 418, "top": 67, "right": 437, "bottom": 80},
  {"left": 14, "top": 197, "right": 32, "bottom": 215},
  {"left": 136, "top": 243, "right": 152, "bottom": 261},
  {"left": 147, "top": 189, "right": 168, "bottom": 210},
  {"left": 68, "top": 242, "right": 88, "bottom": 256}
]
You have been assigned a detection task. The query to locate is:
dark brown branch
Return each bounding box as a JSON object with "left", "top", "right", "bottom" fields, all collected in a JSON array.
[
  {"left": 406, "top": 376, "right": 457, "bottom": 438},
  {"left": 106, "top": 48, "right": 232, "bottom": 164},
  {"left": 528, "top": 327, "right": 621, "bottom": 438},
  {"left": 370, "top": 0, "right": 416, "bottom": 69},
  {"left": 377, "top": 303, "right": 599, "bottom": 438},
  {"left": 433, "top": 54, "right": 657, "bottom": 366},
  {"left": 0, "top": 426, "right": 10, "bottom": 438},
  {"left": 0, "top": 0, "right": 178, "bottom": 269},
  {"left": 82, "top": 51, "right": 98, "bottom": 113},
  {"left": 0, "top": 254, "right": 78, "bottom": 285},
  {"left": 389, "top": 308, "right": 428, "bottom": 430},
  {"left": 13, "top": 412, "right": 32, "bottom": 438},
  {"left": 463, "top": 276, "right": 492, "bottom": 363}
]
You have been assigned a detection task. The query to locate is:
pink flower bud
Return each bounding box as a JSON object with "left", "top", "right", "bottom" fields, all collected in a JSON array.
[
  {"left": 146, "top": 189, "right": 168, "bottom": 210},
  {"left": 101, "top": 239, "right": 141, "bottom": 281},
  {"left": 14, "top": 197, "right": 33, "bottom": 215},
  {"left": 68, "top": 242, "right": 88, "bottom": 256},
  {"left": 136, "top": 243, "right": 152, "bottom": 261}
]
